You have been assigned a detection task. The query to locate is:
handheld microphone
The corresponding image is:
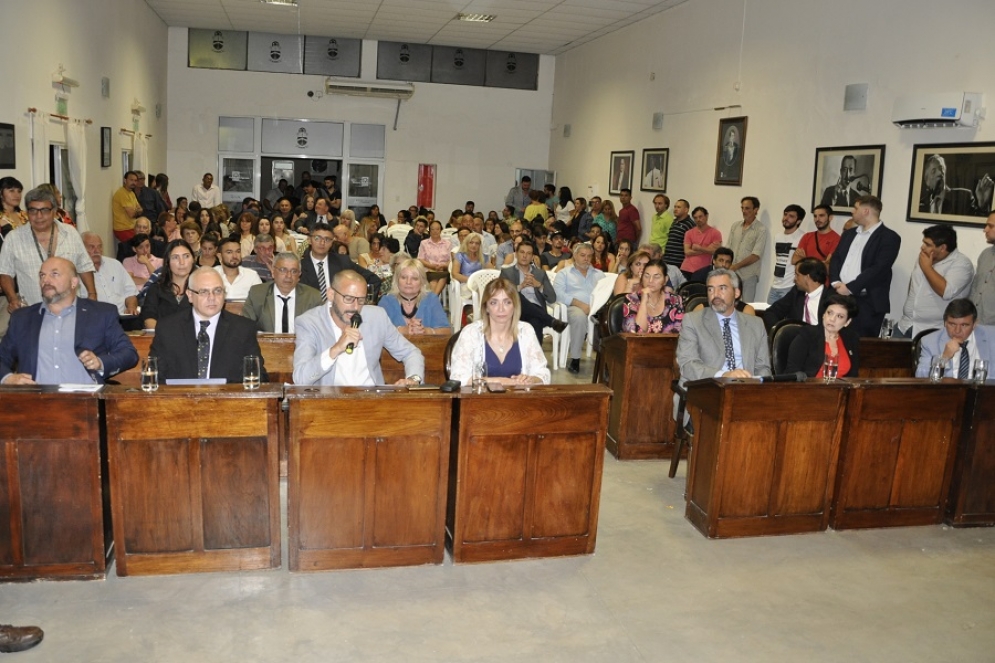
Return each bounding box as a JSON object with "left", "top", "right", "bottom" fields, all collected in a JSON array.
[
  {"left": 345, "top": 312, "right": 362, "bottom": 354},
  {"left": 758, "top": 371, "right": 808, "bottom": 383}
]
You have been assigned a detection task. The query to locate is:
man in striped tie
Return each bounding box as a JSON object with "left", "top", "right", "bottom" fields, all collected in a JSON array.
[
  {"left": 299, "top": 222, "right": 381, "bottom": 300},
  {"left": 915, "top": 299, "right": 995, "bottom": 379}
]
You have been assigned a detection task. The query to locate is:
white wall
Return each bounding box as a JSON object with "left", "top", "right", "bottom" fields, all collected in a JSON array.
[
  {"left": 551, "top": 0, "right": 995, "bottom": 311},
  {"left": 166, "top": 28, "right": 555, "bottom": 218},
  {"left": 0, "top": 0, "right": 168, "bottom": 242}
]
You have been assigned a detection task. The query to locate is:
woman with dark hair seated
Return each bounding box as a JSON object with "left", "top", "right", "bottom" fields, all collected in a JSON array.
[
  {"left": 621, "top": 259, "right": 684, "bottom": 334},
  {"left": 785, "top": 293, "right": 860, "bottom": 377}
]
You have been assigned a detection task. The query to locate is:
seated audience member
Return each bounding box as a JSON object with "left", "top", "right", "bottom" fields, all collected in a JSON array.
[
  {"left": 614, "top": 250, "right": 652, "bottom": 296},
  {"left": 896, "top": 224, "right": 974, "bottom": 338},
  {"left": 293, "top": 270, "right": 425, "bottom": 386},
  {"left": 359, "top": 234, "right": 397, "bottom": 300},
  {"left": 241, "top": 233, "right": 278, "bottom": 281},
  {"left": 500, "top": 241, "right": 567, "bottom": 345},
  {"left": 403, "top": 215, "right": 425, "bottom": 256},
  {"left": 417, "top": 220, "right": 452, "bottom": 296},
  {"left": 81, "top": 232, "right": 139, "bottom": 319},
  {"left": 142, "top": 239, "right": 195, "bottom": 329},
  {"left": 763, "top": 258, "right": 830, "bottom": 330},
  {"left": 785, "top": 294, "right": 860, "bottom": 377},
  {"left": 915, "top": 298, "right": 995, "bottom": 379},
  {"left": 150, "top": 267, "right": 267, "bottom": 384},
  {"left": 0, "top": 257, "right": 138, "bottom": 384},
  {"left": 123, "top": 233, "right": 163, "bottom": 287},
  {"left": 622, "top": 259, "right": 684, "bottom": 334},
  {"left": 541, "top": 231, "right": 571, "bottom": 271},
  {"left": 449, "top": 278, "right": 550, "bottom": 386},
  {"left": 378, "top": 259, "right": 451, "bottom": 335},
  {"left": 590, "top": 234, "right": 616, "bottom": 273},
  {"left": 158, "top": 211, "right": 181, "bottom": 242},
  {"left": 271, "top": 215, "right": 296, "bottom": 255},
  {"left": 242, "top": 252, "right": 324, "bottom": 333},
  {"left": 553, "top": 242, "right": 605, "bottom": 374},
  {"left": 179, "top": 220, "right": 202, "bottom": 254},
  {"left": 196, "top": 232, "right": 221, "bottom": 268},
  {"left": 689, "top": 246, "right": 733, "bottom": 283},
  {"left": 235, "top": 212, "right": 256, "bottom": 258},
  {"left": 299, "top": 222, "right": 381, "bottom": 297},
  {"left": 614, "top": 239, "right": 634, "bottom": 274},
  {"left": 215, "top": 236, "right": 262, "bottom": 299},
  {"left": 451, "top": 232, "right": 488, "bottom": 297}
]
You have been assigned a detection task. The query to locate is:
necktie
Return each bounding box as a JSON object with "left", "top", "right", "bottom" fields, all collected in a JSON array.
[
  {"left": 803, "top": 294, "right": 811, "bottom": 324},
  {"left": 278, "top": 295, "right": 290, "bottom": 334},
  {"left": 722, "top": 317, "right": 736, "bottom": 372},
  {"left": 197, "top": 320, "right": 210, "bottom": 379},
  {"left": 960, "top": 340, "right": 970, "bottom": 379},
  {"left": 317, "top": 260, "right": 327, "bottom": 300}
]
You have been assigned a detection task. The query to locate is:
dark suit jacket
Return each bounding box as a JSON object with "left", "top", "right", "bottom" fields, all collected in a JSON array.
[
  {"left": 241, "top": 282, "right": 325, "bottom": 333},
  {"left": 150, "top": 309, "right": 267, "bottom": 383},
  {"left": 763, "top": 286, "right": 832, "bottom": 330},
  {"left": 785, "top": 324, "right": 860, "bottom": 377},
  {"left": 829, "top": 224, "right": 901, "bottom": 315},
  {"left": 501, "top": 263, "right": 556, "bottom": 308},
  {"left": 0, "top": 299, "right": 139, "bottom": 382},
  {"left": 299, "top": 250, "right": 381, "bottom": 295}
]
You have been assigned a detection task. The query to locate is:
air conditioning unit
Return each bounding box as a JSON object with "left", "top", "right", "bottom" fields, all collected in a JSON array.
[
  {"left": 324, "top": 78, "right": 415, "bottom": 100},
  {"left": 892, "top": 92, "right": 984, "bottom": 129}
]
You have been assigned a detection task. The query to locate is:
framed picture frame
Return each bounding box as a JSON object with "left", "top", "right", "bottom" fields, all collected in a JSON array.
[
  {"left": 0, "top": 123, "right": 15, "bottom": 169},
  {"left": 608, "top": 150, "right": 634, "bottom": 196},
  {"left": 100, "top": 127, "right": 112, "bottom": 168},
  {"left": 640, "top": 148, "right": 669, "bottom": 193},
  {"left": 811, "top": 144, "right": 885, "bottom": 214},
  {"left": 714, "top": 116, "right": 747, "bottom": 186},
  {"left": 908, "top": 142, "right": 995, "bottom": 228}
]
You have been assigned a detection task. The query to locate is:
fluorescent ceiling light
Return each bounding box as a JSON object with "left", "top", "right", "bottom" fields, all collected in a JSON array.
[
  {"left": 457, "top": 13, "right": 496, "bottom": 22},
  {"left": 260, "top": 0, "right": 298, "bottom": 6}
]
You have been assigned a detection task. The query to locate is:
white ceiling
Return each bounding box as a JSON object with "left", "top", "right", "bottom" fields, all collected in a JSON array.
[{"left": 145, "top": 0, "right": 689, "bottom": 55}]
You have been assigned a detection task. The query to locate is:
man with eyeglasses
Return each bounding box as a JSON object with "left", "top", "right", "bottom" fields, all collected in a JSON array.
[
  {"left": 299, "top": 222, "right": 380, "bottom": 299},
  {"left": 242, "top": 252, "right": 324, "bottom": 333},
  {"left": 0, "top": 186, "right": 97, "bottom": 311},
  {"left": 150, "top": 267, "right": 266, "bottom": 383},
  {"left": 241, "top": 233, "right": 278, "bottom": 281},
  {"left": 293, "top": 269, "right": 424, "bottom": 386}
]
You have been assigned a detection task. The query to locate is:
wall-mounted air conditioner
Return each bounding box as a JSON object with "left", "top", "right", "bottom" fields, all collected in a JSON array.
[
  {"left": 324, "top": 78, "right": 415, "bottom": 100},
  {"left": 892, "top": 92, "right": 984, "bottom": 129}
]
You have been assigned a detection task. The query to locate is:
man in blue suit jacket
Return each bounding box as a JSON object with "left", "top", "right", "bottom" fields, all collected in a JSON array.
[
  {"left": 916, "top": 299, "right": 995, "bottom": 379},
  {"left": 829, "top": 195, "right": 901, "bottom": 337},
  {"left": 0, "top": 257, "right": 138, "bottom": 384}
]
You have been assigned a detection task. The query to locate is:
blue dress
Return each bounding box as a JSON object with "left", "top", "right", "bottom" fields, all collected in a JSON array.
[
  {"left": 378, "top": 292, "right": 450, "bottom": 328},
  {"left": 484, "top": 341, "right": 523, "bottom": 378}
]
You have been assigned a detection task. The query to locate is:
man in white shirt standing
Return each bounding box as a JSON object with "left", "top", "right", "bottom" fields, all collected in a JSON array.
[
  {"left": 767, "top": 204, "right": 806, "bottom": 304},
  {"left": 897, "top": 224, "right": 974, "bottom": 338},
  {"left": 192, "top": 173, "right": 222, "bottom": 209},
  {"left": 215, "top": 236, "right": 262, "bottom": 299}
]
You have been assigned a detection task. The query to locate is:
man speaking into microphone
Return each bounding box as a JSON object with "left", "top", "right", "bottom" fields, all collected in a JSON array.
[{"left": 293, "top": 269, "right": 424, "bottom": 386}]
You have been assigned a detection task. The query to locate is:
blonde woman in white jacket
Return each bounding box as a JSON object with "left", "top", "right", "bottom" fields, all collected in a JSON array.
[{"left": 449, "top": 278, "right": 550, "bottom": 386}]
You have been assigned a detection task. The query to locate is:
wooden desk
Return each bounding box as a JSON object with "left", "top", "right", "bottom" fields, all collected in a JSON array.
[
  {"left": 685, "top": 379, "right": 848, "bottom": 538},
  {"left": 103, "top": 385, "right": 282, "bottom": 576},
  {"left": 600, "top": 334, "right": 679, "bottom": 460},
  {"left": 285, "top": 386, "right": 453, "bottom": 571},
  {"left": 380, "top": 334, "right": 448, "bottom": 386},
  {"left": 0, "top": 389, "right": 109, "bottom": 580},
  {"left": 858, "top": 338, "right": 913, "bottom": 378},
  {"left": 447, "top": 384, "right": 611, "bottom": 563},
  {"left": 947, "top": 384, "right": 995, "bottom": 526},
  {"left": 831, "top": 379, "right": 967, "bottom": 530}
]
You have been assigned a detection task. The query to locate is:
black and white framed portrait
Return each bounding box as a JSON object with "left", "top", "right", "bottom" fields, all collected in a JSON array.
[
  {"left": 908, "top": 142, "right": 995, "bottom": 228},
  {"left": 812, "top": 145, "right": 885, "bottom": 214},
  {"left": 609, "top": 151, "right": 634, "bottom": 195},
  {"left": 714, "top": 116, "right": 747, "bottom": 186},
  {"left": 0, "top": 123, "right": 14, "bottom": 169},
  {"left": 640, "top": 148, "right": 669, "bottom": 193}
]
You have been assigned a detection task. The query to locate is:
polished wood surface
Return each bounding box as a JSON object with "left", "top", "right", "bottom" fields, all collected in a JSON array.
[
  {"left": 685, "top": 379, "right": 848, "bottom": 538},
  {"left": 947, "top": 384, "right": 995, "bottom": 526},
  {"left": 103, "top": 385, "right": 282, "bottom": 576},
  {"left": 831, "top": 379, "right": 967, "bottom": 530},
  {"left": 600, "top": 334, "right": 679, "bottom": 460},
  {"left": 858, "top": 338, "right": 913, "bottom": 378},
  {"left": 380, "top": 334, "right": 448, "bottom": 385},
  {"left": 285, "top": 386, "right": 453, "bottom": 570},
  {"left": 0, "top": 390, "right": 109, "bottom": 580},
  {"left": 448, "top": 385, "right": 611, "bottom": 562}
]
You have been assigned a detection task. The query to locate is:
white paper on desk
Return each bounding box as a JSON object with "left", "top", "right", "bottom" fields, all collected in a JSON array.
[{"left": 58, "top": 383, "right": 104, "bottom": 393}]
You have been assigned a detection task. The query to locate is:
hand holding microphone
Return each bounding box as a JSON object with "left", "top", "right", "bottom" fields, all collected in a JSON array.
[{"left": 345, "top": 312, "right": 363, "bottom": 354}]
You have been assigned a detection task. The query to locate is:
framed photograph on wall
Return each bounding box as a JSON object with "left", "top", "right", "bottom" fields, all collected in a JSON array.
[
  {"left": 640, "top": 148, "right": 669, "bottom": 192},
  {"left": 908, "top": 142, "right": 995, "bottom": 228},
  {"left": 0, "top": 123, "right": 15, "bottom": 169},
  {"left": 609, "top": 150, "right": 634, "bottom": 195},
  {"left": 811, "top": 144, "right": 885, "bottom": 214},
  {"left": 714, "top": 116, "right": 747, "bottom": 186},
  {"left": 100, "top": 127, "right": 112, "bottom": 168}
]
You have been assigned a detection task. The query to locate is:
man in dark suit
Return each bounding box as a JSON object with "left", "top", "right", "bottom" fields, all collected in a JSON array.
[
  {"left": 763, "top": 258, "right": 831, "bottom": 330},
  {"left": 150, "top": 267, "right": 267, "bottom": 383},
  {"left": 500, "top": 241, "right": 567, "bottom": 344},
  {"left": 299, "top": 223, "right": 381, "bottom": 297},
  {"left": 0, "top": 257, "right": 138, "bottom": 384},
  {"left": 242, "top": 252, "right": 324, "bottom": 333},
  {"left": 829, "top": 195, "right": 902, "bottom": 337}
]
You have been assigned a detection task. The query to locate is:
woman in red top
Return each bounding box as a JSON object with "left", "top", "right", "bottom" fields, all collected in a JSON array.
[
  {"left": 785, "top": 294, "right": 860, "bottom": 377},
  {"left": 590, "top": 234, "right": 616, "bottom": 273}
]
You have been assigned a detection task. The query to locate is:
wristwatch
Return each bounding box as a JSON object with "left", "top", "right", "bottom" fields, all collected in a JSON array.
[{"left": 407, "top": 375, "right": 423, "bottom": 385}]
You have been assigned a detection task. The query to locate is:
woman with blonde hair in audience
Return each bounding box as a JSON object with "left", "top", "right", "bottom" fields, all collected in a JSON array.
[
  {"left": 378, "top": 258, "right": 451, "bottom": 335},
  {"left": 212, "top": 203, "right": 232, "bottom": 230},
  {"left": 271, "top": 215, "right": 296, "bottom": 255},
  {"left": 614, "top": 249, "right": 651, "bottom": 296},
  {"left": 349, "top": 216, "right": 377, "bottom": 259},
  {"left": 595, "top": 200, "right": 618, "bottom": 242},
  {"left": 451, "top": 231, "right": 487, "bottom": 297},
  {"left": 449, "top": 278, "right": 549, "bottom": 386},
  {"left": 339, "top": 209, "right": 357, "bottom": 230}
]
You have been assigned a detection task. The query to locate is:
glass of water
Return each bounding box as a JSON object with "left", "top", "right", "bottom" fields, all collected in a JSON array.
[
  {"left": 823, "top": 353, "right": 838, "bottom": 383},
  {"left": 974, "top": 359, "right": 989, "bottom": 384},
  {"left": 472, "top": 360, "right": 487, "bottom": 394},
  {"left": 141, "top": 356, "right": 158, "bottom": 392},
  {"left": 879, "top": 319, "right": 894, "bottom": 339},
  {"left": 243, "top": 355, "right": 261, "bottom": 390},
  {"left": 929, "top": 356, "right": 945, "bottom": 383}
]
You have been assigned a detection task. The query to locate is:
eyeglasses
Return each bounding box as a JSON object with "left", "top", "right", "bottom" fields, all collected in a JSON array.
[
  {"left": 310, "top": 235, "right": 334, "bottom": 244},
  {"left": 274, "top": 267, "right": 300, "bottom": 275},
  {"left": 331, "top": 288, "right": 365, "bottom": 305},
  {"left": 188, "top": 287, "right": 225, "bottom": 297},
  {"left": 26, "top": 207, "right": 53, "bottom": 215}
]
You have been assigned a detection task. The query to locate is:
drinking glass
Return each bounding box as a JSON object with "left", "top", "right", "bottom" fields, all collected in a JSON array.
[
  {"left": 929, "top": 356, "right": 945, "bottom": 383},
  {"left": 141, "top": 356, "right": 159, "bottom": 393},
  {"left": 974, "top": 359, "right": 989, "bottom": 384},
  {"left": 472, "top": 360, "right": 487, "bottom": 394},
  {"left": 823, "top": 354, "right": 838, "bottom": 383},
  {"left": 243, "top": 355, "right": 261, "bottom": 390},
  {"left": 879, "top": 319, "right": 894, "bottom": 339}
]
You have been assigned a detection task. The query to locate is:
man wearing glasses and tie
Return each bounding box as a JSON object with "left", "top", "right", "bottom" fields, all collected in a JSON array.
[
  {"left": 293, "top": 270, "right": 424, "bottom": 387},
  {"left": 150, "top": 267, "right": 266, "bottom": 383},
  {"left": 241, "top": 253, "right": 324, "bottom": 333},
  {"left": 298, "top": 222, "right": 381, "bottom": 300}
]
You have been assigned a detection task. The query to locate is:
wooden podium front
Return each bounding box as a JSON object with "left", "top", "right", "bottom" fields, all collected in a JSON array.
[
  {"left": 447, "top": 385, "right": 611, "bottom": 562},
  {"left": 0, "top": 389, "right": 110, "bottom": 580},
  {"left": 600, "top": 334, "right": 679, "bottom": 459},
  {"left": 831, "top": 379, "right": 967, "bottom": 530},
  {"left": 857, "top": 338, "right": 913, "bottom": 378},
  {"left": 685, "top": 379, "right": 848, "bottom": 538},
  {"left": 103, "top": 385, "right": 282, "bottom": 576},
  {"left": 947, "top": 384, "right": 995, "bottom": 526},
  {"left": 285, "top": 386, "right": 453, "bottom": 571}
]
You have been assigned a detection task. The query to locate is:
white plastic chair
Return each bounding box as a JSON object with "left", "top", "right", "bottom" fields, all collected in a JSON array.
[
  {"left": 467, "top": 269, "right": 502, "bottom": 325},
  {"left": 544, "top": 271, "right": 564, "bottom": 370},
  {"left": 559, "top": 274, "right": 616, "bottom": 369},
  {"left": 387, "top": 224, "right": 412, "bottom": 245}
]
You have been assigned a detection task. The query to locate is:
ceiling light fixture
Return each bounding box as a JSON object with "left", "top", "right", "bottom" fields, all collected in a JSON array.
[
  {"left": 457, "top": 13, "right": 496, "bottom": 22},
  {"left": 260, "top": 0, "right": 298, "bottom": 7}
]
